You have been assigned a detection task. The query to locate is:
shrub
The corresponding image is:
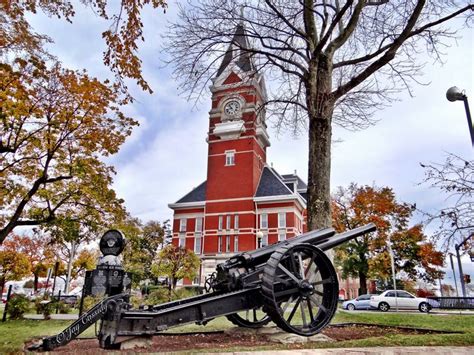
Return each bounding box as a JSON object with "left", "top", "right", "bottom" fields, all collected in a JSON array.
[
  {"left": 145, "top": 288, "right": 169, "bottom": 306},
  {"left": 81, "top": 295, "right": 104, "bottom": 312},
  {"left": 35, "top": 297, "right": 55, "bottom": 319},
  {"left": 7, "top": 294, "right": 31, "bottom": 319},
  {"left": 172, "top": 287, "right": 198, "bottom": 300}
]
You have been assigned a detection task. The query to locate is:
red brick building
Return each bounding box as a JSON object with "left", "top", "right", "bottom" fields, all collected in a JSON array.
[{"left": 168, "top": 25, "right": 308, "bottom": 285}]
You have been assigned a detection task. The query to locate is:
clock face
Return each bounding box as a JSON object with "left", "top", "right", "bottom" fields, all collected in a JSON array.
[{"left": 224, "top": 100, "right": 241, "bottom": 116}]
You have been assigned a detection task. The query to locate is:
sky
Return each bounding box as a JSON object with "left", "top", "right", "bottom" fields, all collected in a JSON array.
[{"left": 26, "top": 2, "right": 473, "bottom": 293}]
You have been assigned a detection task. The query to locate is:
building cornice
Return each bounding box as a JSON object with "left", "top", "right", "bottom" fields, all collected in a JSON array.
[
  {"left": 168, "top": 201, "right": 206, "bottom": 210},
  {"left": 254, "top": 194, "right": 306, "bottom": 210}
]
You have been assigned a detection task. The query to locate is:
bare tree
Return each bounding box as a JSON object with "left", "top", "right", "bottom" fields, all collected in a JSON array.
[
  {"left": 420, "top": 153, "right": 473, "bottom": 250},
  {"left": 164, "top": 0, "right": 473, "bottom": 230}
]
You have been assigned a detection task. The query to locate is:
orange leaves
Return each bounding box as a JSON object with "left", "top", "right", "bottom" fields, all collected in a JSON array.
[
  {"left": 333, "top": 183, "right": 445, "bottom": 284},
  {"left": 2, "top": 1, "right": 167, "bottom": 97},
  {"left": 0, "top": 59, "right": 134, "bottom": 242}
]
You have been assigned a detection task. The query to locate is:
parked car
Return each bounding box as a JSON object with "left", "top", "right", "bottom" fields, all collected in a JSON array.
[
  {"left": 370, "top": 290, "right": 431, "bottom": 312},
  {"left": 342, "top": 294, "right": 374, "bottom": 310}
]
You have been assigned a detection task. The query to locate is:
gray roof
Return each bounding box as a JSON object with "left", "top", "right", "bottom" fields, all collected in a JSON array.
[
  {"left": 255, "top": 167, "right": 293, "bottom": 197},
  {"left": 281, "top": 174, "right": 308, "bottom": 191},
  {"left": 175, "top": 181, "right": 207, "bottom": 203},
  {"left": 216, "top": 24, "right": 254, "bottom": 77},
  {"left": 298, "top": 192, "right": 308, "bottom": 203}
]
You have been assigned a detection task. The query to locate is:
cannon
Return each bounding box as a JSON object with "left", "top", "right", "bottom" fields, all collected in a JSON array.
[{"left": 33, "top": 223, "right": 376, "bottom": 351}]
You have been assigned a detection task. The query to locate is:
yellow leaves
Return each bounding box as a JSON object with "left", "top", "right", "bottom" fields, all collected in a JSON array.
[
  {"left": 1, "top": 59, "right": 132, "bottom": 241},
  {"left": 3, "top": 1, "right": 167, "bottom": 98}
]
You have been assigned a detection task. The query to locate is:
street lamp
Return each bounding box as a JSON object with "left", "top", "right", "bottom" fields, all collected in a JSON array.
[
  {"left": 386, "top": 235, "right": 399, "bottom": 311},
  {"left": 454, "top": 233, "right": 473, "bottom": 297},
  {"left": 446, "top": 86, "right": 474, "bottom": 147}
]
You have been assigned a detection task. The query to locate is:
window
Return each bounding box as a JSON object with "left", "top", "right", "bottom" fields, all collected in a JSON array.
[
  {"left": 218, "top": 215, "right": 223, "bottom": 231},
  {"left": 278, "top": 212, "right": 286, "bottom": 228},
  {"left": 194, "top": 235, "right": 201, "bottom": 254},
  {"left": 397, "top": 291, "right": 414, "bottom": 298},
  {"left": 234, "top": 215, "right": 239, "bottom": 230},
  {"left": 386, "top": 291, "right": 396, "bottom": 297},
  {"left": 234, "top": 236, "right": 238, "bottom": 252},
  {"left": 179, "top": 218, "right": 187, "bottom": 232},
  {"left": 179, "top": 234, "right": 185, "bottom": 247},
  {"left": 226, "top": 215, "right": 231, "bottom": 230},
  {"left": 225, "top": 150, "right": 235, "bottom": 166},
  {"left": 193, "top": 277, "right": 200, "bottom": 285},
  {"left": 195, "top": 217, "right": 203, "bottom": 232},
  {"left": 218, "top": 235, "right": 223, "bottom": 253},
  {"left": 226, "top": 236, "right": 231, "bottom": 252},
  {"left": 278, "top": 231, "right": 286, "bottom": 242},
  {"left": 260, "top": 213, "right": 268, "bottom": 229}
]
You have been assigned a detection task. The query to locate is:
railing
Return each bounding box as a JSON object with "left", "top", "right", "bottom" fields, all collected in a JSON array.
[{"left": 427, "top": 297, "right": 474, "bottom": 309}]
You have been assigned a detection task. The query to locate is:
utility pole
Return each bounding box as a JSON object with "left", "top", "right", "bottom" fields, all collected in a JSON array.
[{"left": 449, "top": 253, "right": 459, "bottom": 297}]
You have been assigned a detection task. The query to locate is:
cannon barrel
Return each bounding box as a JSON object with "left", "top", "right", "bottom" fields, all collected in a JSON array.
[
  {"left": 220, "top": 227, "right": 336, "bottom": 270},
  {"left": 318, "top": 223, "right": 377, "bottom": 251},
  {"left": 219, "top": 223, "right": 376, "bottom": 271}
]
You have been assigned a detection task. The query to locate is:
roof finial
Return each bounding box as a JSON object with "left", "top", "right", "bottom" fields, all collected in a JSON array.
[{"left": 240, "top": 5, "right": 245, "bottom": 23}]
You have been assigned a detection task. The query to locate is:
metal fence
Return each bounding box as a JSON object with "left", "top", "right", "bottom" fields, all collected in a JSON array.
[{"left": 427, "top": 297, "right": 474, "bottom": 309}]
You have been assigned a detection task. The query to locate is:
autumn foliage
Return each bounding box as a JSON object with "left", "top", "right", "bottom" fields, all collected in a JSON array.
[
  {"left": 333, "top": 184, "right": 444, "bottom": 294},
  {"left": 1, "top": 0, "right": 167, "bottom": 96},
  {"left": 0, "top": 57, "right": 137, "bottom": 243}
]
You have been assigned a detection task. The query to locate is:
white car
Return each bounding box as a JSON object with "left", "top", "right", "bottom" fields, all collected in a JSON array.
[{"left": 370, "top": 290, "right": 431, "bottom": 313}]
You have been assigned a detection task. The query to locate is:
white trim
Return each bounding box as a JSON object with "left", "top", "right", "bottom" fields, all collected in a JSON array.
[
  {"left": 208, "top": 149, "right": 256, "bottom": 158},
  {"left": 204, "top": 210, "right": 256, "bottom": 216},
  {"left": 256, "top": 206, "right": 304, "bottom": 220},
  {"left": 207, "top": 135, "right": 268, "bottom": 153},
  {"left": 169, "top": 201, "right": 205, "bottom": 209},
  {"left": 174, "top": 212, "right": 205, "bottom": 219}
]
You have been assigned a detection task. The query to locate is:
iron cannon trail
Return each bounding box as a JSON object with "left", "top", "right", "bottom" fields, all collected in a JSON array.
[{"left": 32, "top": 223, "right": 376, "bottom": 351}]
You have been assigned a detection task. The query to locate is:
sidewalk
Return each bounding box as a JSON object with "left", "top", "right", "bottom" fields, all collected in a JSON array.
[{"left": 23, "top": 313, "right": 78, "bottom": 320}]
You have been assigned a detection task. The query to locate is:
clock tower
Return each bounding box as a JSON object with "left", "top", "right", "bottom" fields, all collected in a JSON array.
[
  {"left": 206, "top": 23, "right": 270, "bottom": 201},
  {"left": 169, "top": 23, "right": 307, "bottom": 286}
]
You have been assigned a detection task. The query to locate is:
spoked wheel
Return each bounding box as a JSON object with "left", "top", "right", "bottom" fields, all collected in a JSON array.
[
  {"left": 226, "top": 308, "right": 271, "bottom": 328},
  {"left": 262, "top": 243, "right": 338, "bottom": 336}
]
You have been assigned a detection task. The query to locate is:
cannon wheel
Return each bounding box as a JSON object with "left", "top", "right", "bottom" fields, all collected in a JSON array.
[
  {"left": 261, "top": 243, "right": 338, "bottom": 336},
  {"left": 226, "top": 308, "right": 271, "bottom": 328}
]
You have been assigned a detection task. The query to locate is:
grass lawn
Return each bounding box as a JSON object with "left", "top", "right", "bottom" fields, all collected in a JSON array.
[{"left": 0, "top": 311, "right": 472, "bottom": 354}]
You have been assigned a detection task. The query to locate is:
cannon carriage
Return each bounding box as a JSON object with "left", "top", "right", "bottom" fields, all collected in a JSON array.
[{"left": 35, "top": 223, "right": 376, "bottom": 351}]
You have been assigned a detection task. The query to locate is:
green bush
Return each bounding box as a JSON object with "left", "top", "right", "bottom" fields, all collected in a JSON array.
[
  {"left": 81, "top": 295, "right": 104, "bottom": 312},
  {"left": 7, "top": 294, "right": 31, "bottom": 319},
  {"left": 35, "top": 298, "right": 55, "bottom": 319},
  {"left": 130, "top": 294, "right": 144, "bottom": 309},
  {"left": 172, "top": 287, "right": 198, "bottom": 300},
  {"left": 54, "top": 300, "right": 71, "bottom": 314},
  {"left": 145, "top": 288, "right": 169, "bottom": 305}
]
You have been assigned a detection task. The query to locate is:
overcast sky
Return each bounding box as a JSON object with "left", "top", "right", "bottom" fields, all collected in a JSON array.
[{"left": 27, "top": 2, "right": 473, "bottom": 291}]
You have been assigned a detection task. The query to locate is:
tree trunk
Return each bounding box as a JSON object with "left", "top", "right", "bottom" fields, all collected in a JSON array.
[
  {"left": 34, "top": 272, "right": 39, "bottom": 292},
  {"left": 307, "top": 56, "right": 334, "bottom": 231},
  {"left": 64, "top": 241, "right": 77, "bottom": 294},
  {"left": 359, "top": 271, "right": 368, "bottom": 295}
]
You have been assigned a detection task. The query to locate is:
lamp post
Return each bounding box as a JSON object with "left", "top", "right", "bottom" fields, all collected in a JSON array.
[
  {"left": 449, "top": 253, "right": 459, "bottom": 297},
  {"left": 446, "top": 86, "right": 474, "bottom": 147},
  {"left": 387, "top": 235, "right": 398, "bottom": 311},
  {"left": 454, "top": 233, "right": 473, "bottom": 297}
]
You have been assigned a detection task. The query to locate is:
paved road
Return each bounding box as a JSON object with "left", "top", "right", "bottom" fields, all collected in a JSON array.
[{"left": 216, "top": 347, "right": 474, "bottom": 355}]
